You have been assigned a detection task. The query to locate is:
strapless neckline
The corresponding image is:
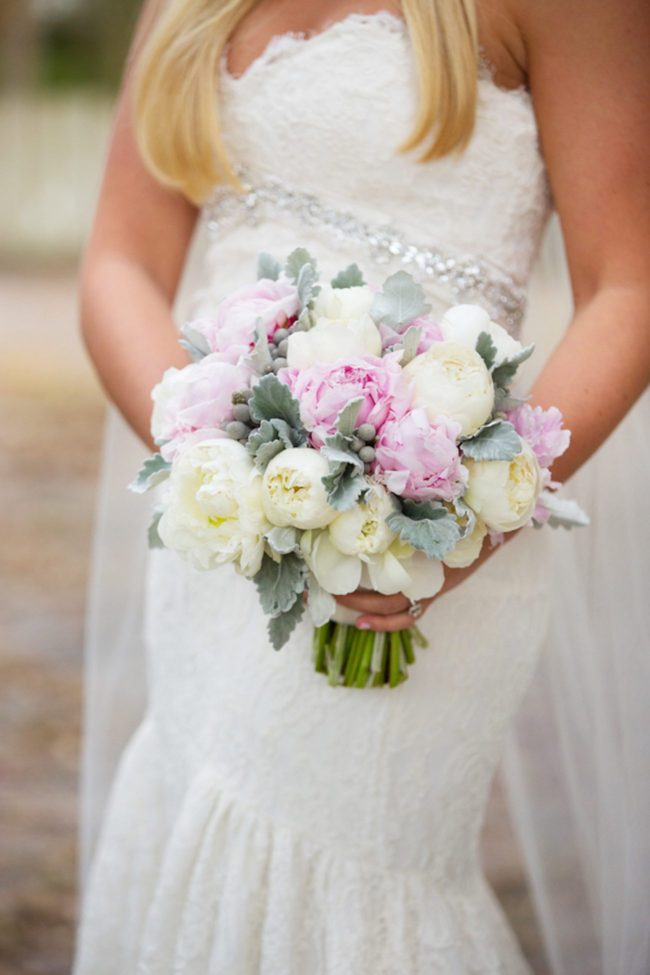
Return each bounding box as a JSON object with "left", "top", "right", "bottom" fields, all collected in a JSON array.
[{"left": 220, "top": 8, "right": 532, "bottom": 106}]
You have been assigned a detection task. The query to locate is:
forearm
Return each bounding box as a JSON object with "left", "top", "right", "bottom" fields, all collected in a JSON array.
[
  {"left": 80, "top": 254, "right": 189, "bottom": 451},
  {"left": 529, "top": 282, "right": 650, "bottom": 483}
]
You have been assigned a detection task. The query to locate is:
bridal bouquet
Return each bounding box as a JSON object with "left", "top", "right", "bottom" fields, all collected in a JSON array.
[{"left": 131, "top": 248, "right": 587, "bottom": 688}]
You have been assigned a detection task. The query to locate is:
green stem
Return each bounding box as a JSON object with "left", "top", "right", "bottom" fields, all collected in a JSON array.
[
  {"left": 401, "top": 628, "right": 415, "bottom": 665},
  {"left": 389, "top": 632, "right": 401, "bottom": 688},
  {"left": 411, "top": 624, "right": 429, "bottom": 649}
]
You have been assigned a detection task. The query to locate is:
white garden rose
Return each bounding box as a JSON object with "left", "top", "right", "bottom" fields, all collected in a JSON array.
[
  {"left": 403, "top": 341, "right": 494, "bottom": 437},
  {"left": 464, "top": 442, "right": 542, "bottom": 532},
  {"left": 286, "top": 285, "right": 381, "bottom": 368},
  {"left": 328, "top": 482, "right": 396, "bottom": 556},
  {"left": 306, "top": 483, "right": 444, "bottom": 600},
  {"left": 442, "top": 516, "right": 488, "bottom": 569},
  {"left": 440, "top": 304, "right": 524, "bottom": 366},
  {"left": 262, "top": 448, "right": 336, "bottom": 530},
  {"left": 158, "top": 439, "right": 269, "bottom": 577}
]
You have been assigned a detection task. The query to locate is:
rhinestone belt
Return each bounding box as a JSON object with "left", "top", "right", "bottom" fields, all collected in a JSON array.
[{"left": 202, "top": 171, "right": 527, "bottom": 333}]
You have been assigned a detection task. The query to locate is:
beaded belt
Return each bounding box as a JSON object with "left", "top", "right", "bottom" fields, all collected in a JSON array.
[{"left": 202, "top": 170, "right": 527, "bottom": 334}]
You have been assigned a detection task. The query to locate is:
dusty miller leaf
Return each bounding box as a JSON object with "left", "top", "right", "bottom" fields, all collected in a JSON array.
[
  {"left": 268, "top": 595, "right": 305, "bottom": 650},
  {"left": 296, "top": 261, "right": 320, "bottom": 309},
  {"left": 322, "top": 464, "right": 366, "bottom": 511},
  {"left": 285, "top": 247, "right": 317, "bottom": 283},
  {"left": 249, "top": 321, "right": 273, "bottom": 373},
  {"left": 475, "top": 330, "right": 497, "bottom": 370},
  {"left": 461, "top": 420, "right": 522, "bottom": 461},
  {"left": 400, "top": 325, "right": 422, "bottom": 366},
  {"left": 494, "top": 387, "right": 528, "bottom": 412},
  {"left": 254, "top": 552, "right": 306, "bottom": 618},
  {"left": 370, "top": 270, "right": 430, "bottom": 328},
  {"left": 147, "top": 509, "right": 165, "bottom": 549},
  {"left": 335, "top": 398, "right": 364, "bottom": 438},
  {"left": 321, "top": 432, "right": 364, "bottom": 471},
  {"left": 249, "top": 374, "right": 304, "bottom": 429},
  {"left": 386, "top": 500, "right": 461, "bottom": 559},
  {"left": 179, "top": 323, "right": 210, "bottom": 361},
  {"left": 536, "top": 492, "right": 590, "bottom": 529},
  {"left": 331, "top": 264, "right": 365, "bottom": 289},
  {"left": 266, "top": 526, "right": 299, "bottom": 555},
  {"left": 257, "top": 251, "right": 281, "bottom": 281},
  {"left": 129, "top": 454, "right": 171, "bottom": 494},
  {"left": 491, "top": 343, "right": 535, "bottom": 389}
]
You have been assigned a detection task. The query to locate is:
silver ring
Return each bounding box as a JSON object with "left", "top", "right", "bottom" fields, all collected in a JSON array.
[{"left": 408, "top": 599, "right": 423, "bottom": 619}]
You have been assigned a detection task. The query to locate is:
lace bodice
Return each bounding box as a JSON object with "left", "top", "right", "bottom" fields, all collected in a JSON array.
[{"left": 202, "top": 12, "right": 552, "bottom": 332}]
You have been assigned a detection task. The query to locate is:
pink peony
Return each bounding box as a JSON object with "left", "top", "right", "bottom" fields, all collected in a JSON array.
[
  {"left": 506, "top": 404, "right": 570, "bottom": 470},
  {"left": 151, "top": 353, "right": 252, "bottom": 461},
  {"left": 280, "top": 353, "right": 409, "bottom": 447},
  {"left": 374, "top": 408, "right": 468, "bottom": 502},
  {"left": 379, "top": 314, "right": 444, "bottom": 355},
  {"left": 190, "top": 278, "right": 300, "bottom": 363}
]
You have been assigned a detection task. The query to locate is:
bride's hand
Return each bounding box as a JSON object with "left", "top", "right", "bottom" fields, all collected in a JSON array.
[{"left": 334, "top": 533, "right": 514, "bottom": 632}]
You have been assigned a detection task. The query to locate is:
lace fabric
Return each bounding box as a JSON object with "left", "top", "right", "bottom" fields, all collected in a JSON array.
[{"left": 76, "top": 13, "right": 562, "bottom": 974}]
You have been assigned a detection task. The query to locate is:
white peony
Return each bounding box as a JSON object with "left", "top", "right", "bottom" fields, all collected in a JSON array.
[
  {"left": 403, "top": 341, "right": 494, "bottom": 437},
  {"left": 158, "top": 439, "right": 269, "bottom": 576},
  {"left": 440, "top": 304, "right": 524, "bottom": 366},
  {"left": 305, "top": 483, "right": 444, "bottom": 600},
  {"left": 286, "top": 284, "right": 382, "bottom": 368},
  {"left": 442, "top": 516, "right": 488, "bottom": 569},
  {"left": 464, "top": 442, "right": 542, "bottom": 532},
  {"left": 262, "top": 448, "right": 337, "bottom": 530}
]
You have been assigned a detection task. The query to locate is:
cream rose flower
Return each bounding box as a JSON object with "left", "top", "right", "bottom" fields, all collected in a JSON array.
[
  {"left": 440, "top": 304, "right": 525, "bottom": 366},
  {"left": 403, "top": 341, "right": 494, "bottom": 437},
  {"left": 158, "top": 439, "right": 269, "bottom": 577},
  {"left": 306, "top": 483, "right": 444, "bottom": 600},
  {"left": 442, "top": 516, "right": 488, "bottom": 569},
  {"left": 464, "top": 442, "right": 542, "bottom": 532},
  {"left": 286, "top": 284, "right": 382, "bottom": 368},
  {"left": 262, "top": 448, "right": 337, "bottom": 530}
]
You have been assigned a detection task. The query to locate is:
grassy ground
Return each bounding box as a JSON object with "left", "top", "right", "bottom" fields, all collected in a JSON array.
[{"left": 0, "top": 268, "right": 549, "bottom": 974}]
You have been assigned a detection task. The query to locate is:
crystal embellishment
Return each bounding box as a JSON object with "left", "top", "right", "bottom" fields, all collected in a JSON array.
[{"left": 202, "top": 170, "right": 527, "bottom": 334}]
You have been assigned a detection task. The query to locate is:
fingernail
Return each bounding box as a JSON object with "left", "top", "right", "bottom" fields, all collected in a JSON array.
[{"left": 356, "top": 621, "right": 371, "bottom": 630}]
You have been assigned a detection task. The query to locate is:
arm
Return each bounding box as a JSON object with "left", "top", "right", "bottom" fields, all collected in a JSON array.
[
  {"left": 344, "top": 0, "right": 650, "bottom": 630},
  {"left": 80, "top": 0, "right": 198, "bottom": 450}
]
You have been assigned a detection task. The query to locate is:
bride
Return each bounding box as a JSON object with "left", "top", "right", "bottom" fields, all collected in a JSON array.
[{"left": 72, "top": 1, "right": 649, "bottom": 972}]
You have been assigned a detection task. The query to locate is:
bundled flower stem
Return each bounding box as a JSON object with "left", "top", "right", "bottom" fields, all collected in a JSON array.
[{"left": 313, "top": 622, "right": 428, "bottom": 688}]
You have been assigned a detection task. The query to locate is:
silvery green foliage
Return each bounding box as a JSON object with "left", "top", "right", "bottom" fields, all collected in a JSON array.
[
  {"left": 320, "top": 400, "right": 367, "bottom": 510},
  {"left": 454, "top": 498, "right": 477, "bottom": 538},
  {"left": 179, "top": 323, "right": 210, "bottom": 361},
  {"left": 266, "top": 525, "right": 299, "bottom": 555},
  {"left": 130, "top": 454, "right": 172, "bottom": 494},
  {"left": 536, "top": 492, "right": 590, "bottom": 529},
  {"left": 250, "top": 321, "right": 273, "bottom": 373},
  {"left": 461, "top": 420, "right": 522, "bottom": 461},
  {"left": 305, "top": 573, "right": 336, "bottom": 627},
  {"left": 331, "top": 263, "right": 365, "bottom": 289},
  {"left": 147, "top": 509, "right": 165, "bottom": 549},
  {"left": 254, "top": 552, "right": 306, "bottom": 618},
  {"left": 246, "top": 418, "right": 306, "bottom": 471},
  {"left": 335, "top": 398, "right": 364, "bottom": 438},
  {"left": 370, "top": 270, "right": 431, "bottom": 328},
  {"left": 475, "top": 331, "right": 498, "bottom": 370},
  {"left": 296, "top": 261, "right": 320, "bottom": 309},
  {"left": 284, "top": 247, "right": 317, "bottom": 283},
  {"left": 386, "top": 499, "right": 461, "bottom": 560},
  {"left": 268, "top": 595, "right": 305, "bottom": 651},
  {"left": 491, "top": 343, "right": 535, "bottom": 389},
  {"left": 322, "top": 465, "right": 367, "bottom": 511},
  {"left": 249, "top": 374, "right": 304, "bottom": 429},
  {"left": 494, "top": 387, "right": 528, "bottom": 412},
  {"left": 257, "top": 251, "right": 281, "bottom": 281},
  {"left": 400, "top": 325, "right": 422, "bottom": 366}
]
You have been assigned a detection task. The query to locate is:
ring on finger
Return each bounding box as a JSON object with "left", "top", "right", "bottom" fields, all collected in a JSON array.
[{"left": 408, "top": 598, "right": 423, "bottom": 619}]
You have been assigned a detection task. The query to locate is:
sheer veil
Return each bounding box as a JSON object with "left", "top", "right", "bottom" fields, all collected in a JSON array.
[{"left": 78, "top": 216, "right": 650, "bottom": 974}]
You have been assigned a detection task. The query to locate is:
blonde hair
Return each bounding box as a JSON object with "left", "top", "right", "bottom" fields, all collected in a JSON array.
[{"left": 134, "top": 1, "right": 478, "bottom": 203}]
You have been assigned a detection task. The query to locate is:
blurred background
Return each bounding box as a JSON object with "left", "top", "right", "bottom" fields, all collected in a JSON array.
[{"left": 0, "top": 3, "right": 551, "bottom": 972}]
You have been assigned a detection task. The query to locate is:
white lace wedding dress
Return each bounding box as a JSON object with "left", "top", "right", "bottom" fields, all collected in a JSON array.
[{"left": 74, "top": 13, "right": 556, "bottom": 975}]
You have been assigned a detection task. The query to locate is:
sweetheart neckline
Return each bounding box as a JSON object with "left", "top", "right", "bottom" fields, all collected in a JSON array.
[{"left": 220, "top": 9, "right": 532, "bottom": 105}]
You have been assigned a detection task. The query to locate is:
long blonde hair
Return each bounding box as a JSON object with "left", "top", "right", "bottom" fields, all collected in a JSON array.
[{"left": 134, "top": 1, "right": 478, "bottom": 203}]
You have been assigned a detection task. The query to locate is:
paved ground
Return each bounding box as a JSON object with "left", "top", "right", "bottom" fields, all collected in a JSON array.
[{"left": 0, "top": 268, "right": 549, "bottom": 974}]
